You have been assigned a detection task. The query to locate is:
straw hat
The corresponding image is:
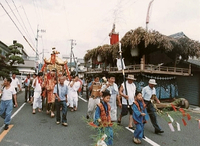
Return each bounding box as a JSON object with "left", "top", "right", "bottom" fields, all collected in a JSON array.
[
  {"left": 126, "top": 74, "right": 136, "bottom": 80},
  {"left": 149, "top": 79, "right": 157, "bottom": 85}
]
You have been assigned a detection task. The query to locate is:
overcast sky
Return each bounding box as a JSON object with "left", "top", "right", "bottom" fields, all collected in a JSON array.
[{"left": 0, "top": 0, "right": 200, "bottom": 63}]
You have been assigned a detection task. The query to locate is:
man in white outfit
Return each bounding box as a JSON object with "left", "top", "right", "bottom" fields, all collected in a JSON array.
[
  {"left": 68, "top": 75, "right": 80, "bottom": 111},
  {"left": 117, "top": 74, "right": 136, "bottom": 129},
  {"left": 32, "top": 72, "right": 43, "bottom": 114}
]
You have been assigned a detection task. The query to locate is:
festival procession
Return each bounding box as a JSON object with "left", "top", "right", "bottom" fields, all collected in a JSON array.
[{"left": 0, "top": 0, "right": 200, "bottom": 146}]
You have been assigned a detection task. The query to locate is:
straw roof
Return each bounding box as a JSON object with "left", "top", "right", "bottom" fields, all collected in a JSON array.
[{"left": 84, "top": 27, "right": 200, "bottom": 65}]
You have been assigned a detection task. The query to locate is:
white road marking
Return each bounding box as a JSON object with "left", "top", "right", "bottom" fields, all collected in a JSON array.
[
  {"left": 11, "top": 103, "right": 26, "bottom": 119},
  {"left": 125, "top": 127, "right": 160, "bottom": 146},
  {"left": 0, "top": 103, "right": 26, "bottom": 131},
  {"left": 78, "top": 96, "right": 88, "bottom": 102}
]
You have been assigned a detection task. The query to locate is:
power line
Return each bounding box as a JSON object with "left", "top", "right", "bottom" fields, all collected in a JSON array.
[
  {"left": 0, "top": 2, "right": 36, "bottom": 52},
  {"left": 5, "top": 0, "right": 27, "bottom": 37},
  {"left": 12, "top": 0, "right": 35, "bottom": 47},
  {"left": 22, "top": 6, "right": 35, "bottom": 42}
]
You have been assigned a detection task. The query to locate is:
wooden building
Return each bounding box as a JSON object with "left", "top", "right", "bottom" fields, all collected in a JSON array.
[{"left": 84, "top": 27, "right": 200, "bottom": 106}]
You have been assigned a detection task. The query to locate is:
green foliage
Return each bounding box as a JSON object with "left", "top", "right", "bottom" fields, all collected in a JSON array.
[{"left": 0, "top": 50, "right": 9, "bottom": 78}]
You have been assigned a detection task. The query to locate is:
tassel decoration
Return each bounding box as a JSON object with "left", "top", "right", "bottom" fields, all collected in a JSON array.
[
  {"left": 182, "top": 119, "right": 187, "bottom": 126},
  {"left": 171, "top": 104, "right": 177, "bottom": 111},
  {"left": 187, "top": 113, "right": 191, "bottom": 121},
  {"left": 179, "top": 108, "right": 186, "bottom": 117}
]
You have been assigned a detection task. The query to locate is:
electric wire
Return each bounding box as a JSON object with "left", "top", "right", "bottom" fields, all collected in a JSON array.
[
  {"left": 0, "top": 2, "right": 36, "bottom": 52},
  {"left": 12, "top": 0, "right": 35, "bottom": 47}
]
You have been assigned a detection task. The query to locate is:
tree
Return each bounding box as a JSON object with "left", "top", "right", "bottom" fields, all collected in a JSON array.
[
  {"left": 0, "top": 50, "right": 9, "bottom": 78},
  {"left": 6, "top": 41, "right": 25, "bottom": 74}
]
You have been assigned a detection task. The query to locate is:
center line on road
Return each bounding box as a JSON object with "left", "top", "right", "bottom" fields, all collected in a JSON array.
[
  {"left": 11, "top": 103, "right": 26, "bottom": 119},
  {"left": 0, "top": 125, "right": 14, "bottom": 142},
  {"left": 125, "top": 127, "right": 160, "bottom": 146},
  {"left": 78, "top": 96, "right": 88, "bottom": 102},
  {"left": 0, "top": 103, "right": 26, "bottom": 132}
]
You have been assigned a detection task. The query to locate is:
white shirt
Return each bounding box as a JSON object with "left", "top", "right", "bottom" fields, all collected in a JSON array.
[
  {"left": 33, "top": 78, "right": 42, "bottom": 93},
  {"left": 68, "top": 81, "right": 80, "bottom": 98},
  {"left": 121, "top": 81, "right": 136, "bottom": 105},
  {"left": 142, "top": 85, "right": 156, "bottom": 101},
  {"left": 11, "top": 77, "right": 19, "bottom": 88},
  {"left": 64, "top": 80, "right": 70, "bottom": 86},
  {"left": 1, "top": 86, "right": 16, "bottom": 100}
]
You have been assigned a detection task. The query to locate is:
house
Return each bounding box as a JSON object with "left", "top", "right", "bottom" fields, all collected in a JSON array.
[{"left": 84, "top": 27, "right": 200, "bottom": 106}]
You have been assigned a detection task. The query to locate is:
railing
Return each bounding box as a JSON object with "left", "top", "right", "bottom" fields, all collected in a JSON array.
[{"left": 86, "top": 64, "right": 191, "bottom": 76}]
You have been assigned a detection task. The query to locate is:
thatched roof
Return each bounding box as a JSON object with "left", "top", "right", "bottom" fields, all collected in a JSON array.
[{"left": 84, "top": 27, "right": 200, "bottom": 65}]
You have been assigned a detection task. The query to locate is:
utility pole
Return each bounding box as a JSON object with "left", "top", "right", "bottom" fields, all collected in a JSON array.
[
  {"left": 69, "top": 39, "right": 76, "bottom": 72},
  {"left": 35, "top": 25, "right": 46, "bottom": 73}
]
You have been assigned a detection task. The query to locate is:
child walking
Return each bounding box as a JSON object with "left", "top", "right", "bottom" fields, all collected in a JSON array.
[
  {"left": 132, "top": 91, "right": 149, "bottom": 144},
  {"left": 94, "top": 89, "right": 113, "bottom": 145}
]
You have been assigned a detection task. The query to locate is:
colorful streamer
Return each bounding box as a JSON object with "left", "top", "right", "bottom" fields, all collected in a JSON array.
[
  {"left": 171, "top": 104, "right": 177, "bottom": 111},
  {"left": 187, "top": 113, "right": 191, "bottom": 121},
  {"left": 182, "top": 119, "right": 187, "bottom": 126}
]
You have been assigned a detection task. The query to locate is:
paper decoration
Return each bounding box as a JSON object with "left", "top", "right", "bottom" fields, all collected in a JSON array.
[
  {"left": 176, "top": 122, "right": 181, "bottom": 131},
  {"left": 179, "top": 108, "right": 186, "bottom": 117},
  {"left": 96, "top": 134, "right": 107, "bottom": 146},
  {"left": 182, "top": 119, "right": 187, "bottom": 126},
  {"left": 167, "top": 114, "right": 174, "bottom": 123},
  {"left": 171, "top": 104, "right": 177, "bottom": 111},
  {"left": 168, "top": 122, "right": 175, "bottom": 132},
  {"left": 187, "top": 113, "right": 191, "bottom": 120},
  {"left": 89, "top": 122, "right": 98, "bottom": 128}
]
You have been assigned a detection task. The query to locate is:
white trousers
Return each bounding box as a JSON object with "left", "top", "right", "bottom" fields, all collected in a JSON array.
[
  {"left": 87, "top": 98, "right": 100, "bottom": 119},
  {"left": 33, "top": 92, "right": 42, "bottom": 109},
  {"left": 69, "top": 96, "right": 78, "bottom": 108}
]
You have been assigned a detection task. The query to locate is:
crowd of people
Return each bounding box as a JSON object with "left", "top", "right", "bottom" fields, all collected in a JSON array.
[{"left": 0, "top": 71, "right": 164, "bottom": 145}]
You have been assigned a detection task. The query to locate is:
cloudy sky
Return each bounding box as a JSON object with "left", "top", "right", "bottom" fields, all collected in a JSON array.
[{"left": 0, "top": 0, "right": 200, "bottom": 63}]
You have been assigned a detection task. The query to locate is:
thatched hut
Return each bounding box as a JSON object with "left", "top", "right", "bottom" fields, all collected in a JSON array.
[
  {"left": 84, "top": 27, "right": 200, "bottom": 74},
  {"left": 84, "top": 27, "right": 200, "bottom": 105}
]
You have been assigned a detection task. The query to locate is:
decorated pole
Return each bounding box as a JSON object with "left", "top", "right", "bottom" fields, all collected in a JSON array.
[{"left": 118, "top": 41, "right": 130, "bottom": 108}]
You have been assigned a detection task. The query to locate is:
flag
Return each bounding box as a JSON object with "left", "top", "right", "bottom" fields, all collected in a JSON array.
[{"left": 116, "top": 58, "right": 126, "bottom": 71}]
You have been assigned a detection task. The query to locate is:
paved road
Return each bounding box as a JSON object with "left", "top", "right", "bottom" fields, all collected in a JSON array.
[{"left": 0, "top": 90, "right": 200, "bottom": 146}]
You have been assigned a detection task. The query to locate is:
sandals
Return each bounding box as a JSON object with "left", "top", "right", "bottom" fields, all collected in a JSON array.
[
  {"left": 117, "top": 120, "right": 121, "bottom": 125},
  {"left": 32, "top": 109, "right": 36, "bottom": 114}
]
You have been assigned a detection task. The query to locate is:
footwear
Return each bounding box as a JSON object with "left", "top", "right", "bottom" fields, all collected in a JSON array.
[
  {"left": 155, "top": 130, "right": 164, "bottom": 134},
  {"left": 133, "top": 137, "right": 139, "bottom": 144},
  {"left": 70, "top": 108, "right": 74, "bottom": 112},
  {"left": 46, "top": 110, "right": 50, "bottom": 114},
  {"left": 38, "top": 109, "right": 42, "bottom": 112},
  {"left": 56, "top": 121, "right": 60, "bottom": 124},
  {"left": 32, "top": 109, "right": 36, "bottom": 114},
  {"left": 51, "top": 112, "right": 55, "bottom": 118},
  {"left": 137, "top": 138, "right": 141, "bottom": 144},
  {"left": 74, "top": 108, "right": 77, "bottom": 111},
  {"left": 129, "top": 127, "right": 135, "bottom": 130},
  {"left": 62, "top": 122, "right": 68, "bottom": 126},
  {"left": 4, "top": 124, "right": 9, "bottom": 130},
  {"left": 117, "top": 120, "right": 121, "bottom": 125}
]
